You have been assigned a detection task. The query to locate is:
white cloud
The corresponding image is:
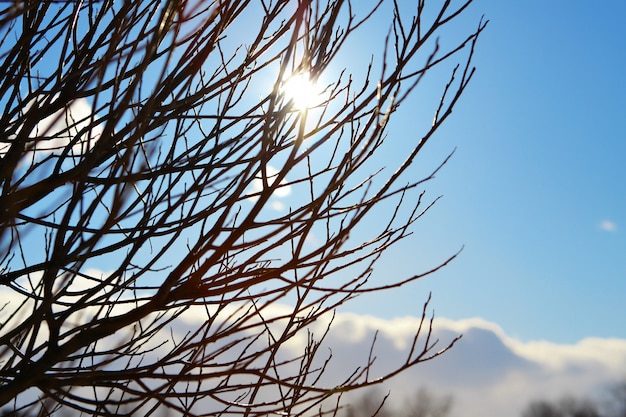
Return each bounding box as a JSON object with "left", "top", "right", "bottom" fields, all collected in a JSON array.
[
  {"left": 3, "top": 282, "right": 625, "bottom": 416},
  {"left": 271, "top": 311, "right": 626, "bottom": 417},
  {"left": 1, "top": 95, "right": 102, "bottom": 159},
  {"left": 29, "top": 97, "right": 101, "bottom": 154},
  {"left": 247, "top": 165, "right": 292, "bottom": 209},
  {"left": 600, "top": 220, "right": 618, "bottom": 232},
  {"left": 271, "top": 200, "right": 286, "bottom": 211},
  {"left": 177, "top": 304, "right": 626, "bottom": 416}
]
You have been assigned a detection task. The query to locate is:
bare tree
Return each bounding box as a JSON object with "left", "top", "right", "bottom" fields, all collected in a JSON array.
[{"left": 0, "top": 0, "right": 486, "bottom": 415}]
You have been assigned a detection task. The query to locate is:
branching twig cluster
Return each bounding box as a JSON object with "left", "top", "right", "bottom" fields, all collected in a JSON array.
[{"left": 0, "top": 0, "right": 486, "bottom": 415}]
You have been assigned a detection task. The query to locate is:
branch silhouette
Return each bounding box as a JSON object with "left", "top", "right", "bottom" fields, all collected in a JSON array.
[{"left": 0, "top": 1, "right": 486, "bottom": 415}]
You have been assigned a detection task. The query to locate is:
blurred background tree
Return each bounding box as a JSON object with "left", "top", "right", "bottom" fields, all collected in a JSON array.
[
  {"left": 343, "top": 388, "right": 452, "bottom": 417},
  {"left": 522, "top": 398, "right": 602, "bottom": 417},
  {"left": 521, "top": 380, "right": 626, "bottom": 417}
]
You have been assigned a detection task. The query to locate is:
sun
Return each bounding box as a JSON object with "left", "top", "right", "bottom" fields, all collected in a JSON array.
[{"left": 280, "top": 71, "right": 321, "bottom": 111}]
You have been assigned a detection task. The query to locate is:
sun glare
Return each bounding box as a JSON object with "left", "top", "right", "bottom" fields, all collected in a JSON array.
[{"left": 281, "top": 72, "right": 320, "bottom": 111}]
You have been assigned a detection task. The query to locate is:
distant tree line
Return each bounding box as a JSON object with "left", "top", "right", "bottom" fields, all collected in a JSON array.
[
  {"left": 342, "top": 388, "right": 452, "bottom": 417},
  {"left": 522, "top": 381, "right": 626, "bottom": 417},
  {"left": 341, "top": 380, "right": 626, "bottom": 417}
]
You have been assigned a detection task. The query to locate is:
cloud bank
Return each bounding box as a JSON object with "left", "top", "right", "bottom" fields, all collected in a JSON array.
[
  {"left": 3, "top": 280, "right": 624, "bottom": 417},
  {"left": 300, "top": 312, "right": 626, "bottom": 417}
]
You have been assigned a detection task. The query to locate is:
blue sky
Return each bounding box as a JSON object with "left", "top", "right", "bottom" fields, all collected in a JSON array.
[{"left": 340, "top": 1, "right": 626, "bottom": 344}]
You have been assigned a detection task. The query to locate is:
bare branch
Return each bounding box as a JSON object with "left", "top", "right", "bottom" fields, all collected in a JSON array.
[{"left": 0, "top": 0, "right": 486, "bottom": 415}]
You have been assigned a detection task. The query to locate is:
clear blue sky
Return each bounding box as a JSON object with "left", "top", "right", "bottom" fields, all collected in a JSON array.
[{"left": 341, "top": 1, "right": 626, "bottom": 344}]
